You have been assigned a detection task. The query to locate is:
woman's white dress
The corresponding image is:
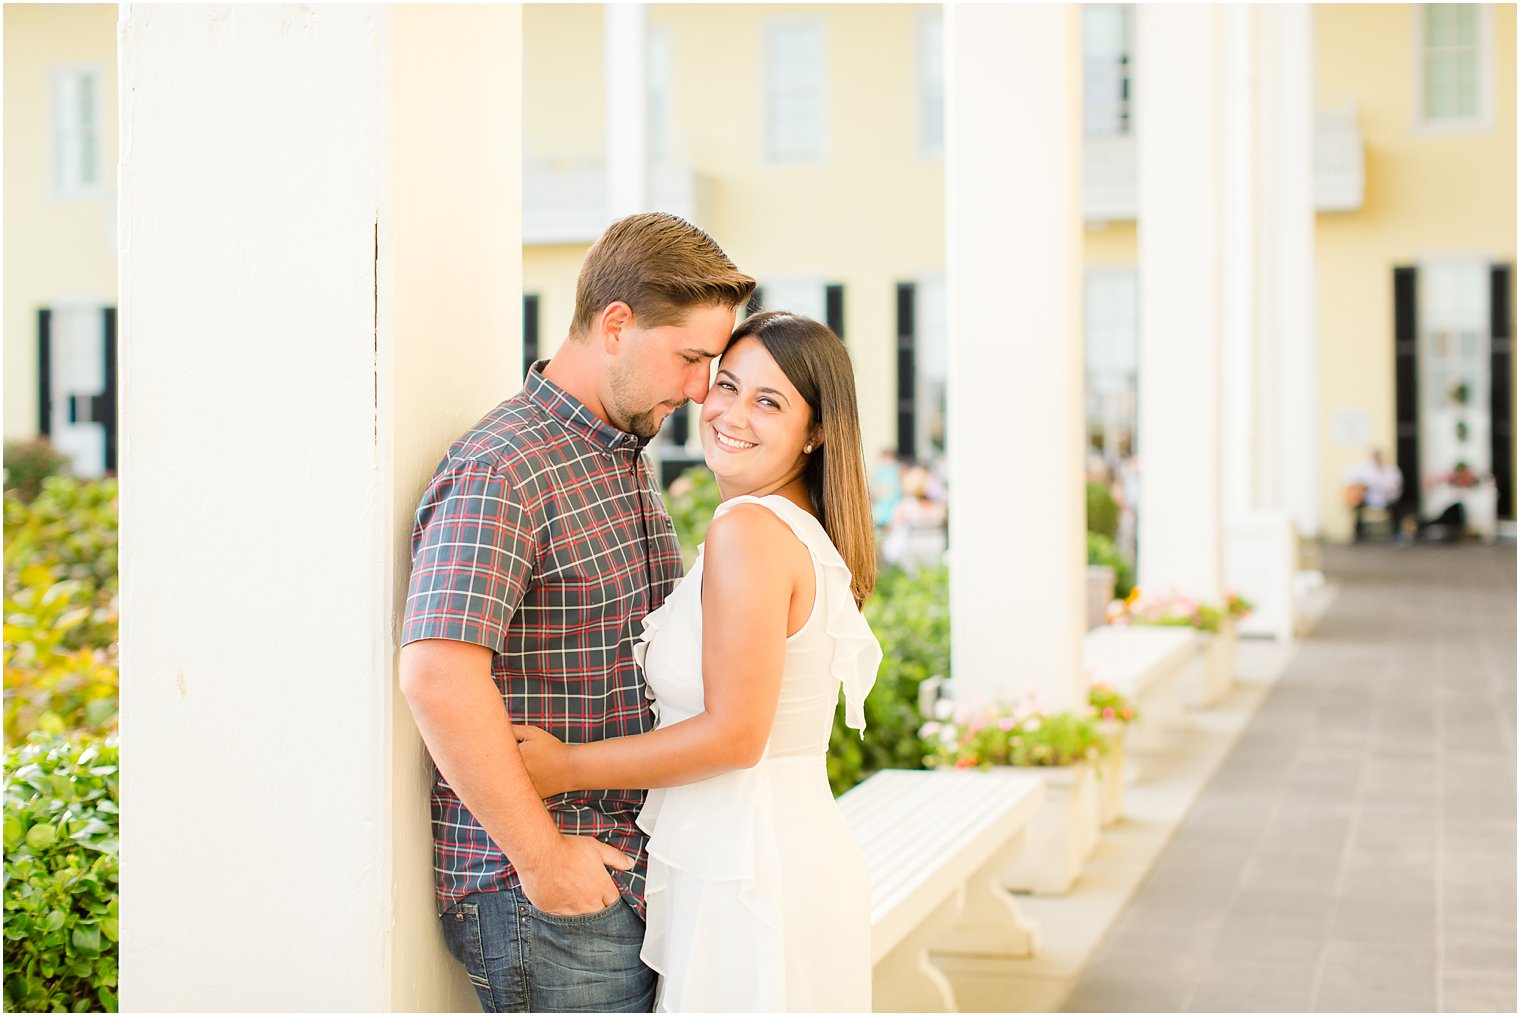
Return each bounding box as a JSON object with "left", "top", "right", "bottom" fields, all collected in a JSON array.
[{"left": 634, "top": 494, "right": 882, "bottom": 1013}]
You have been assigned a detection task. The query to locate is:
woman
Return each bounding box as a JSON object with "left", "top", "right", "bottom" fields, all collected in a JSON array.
[{"left": 514, "top": 311, "right": 882, "bottom": 1012}]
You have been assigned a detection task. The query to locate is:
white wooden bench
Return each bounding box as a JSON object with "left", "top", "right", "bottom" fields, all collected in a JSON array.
[
  {"left": 838, "top": 768, "right": 1044, "bottom": 1013},
  {"left": 1082, "top": 625, "right": 1200, "bottom": 753}
]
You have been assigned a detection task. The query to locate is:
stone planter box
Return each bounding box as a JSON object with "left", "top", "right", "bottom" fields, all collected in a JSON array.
[
  {"left": 1086, "top": 565, "right": 1116, "bottom": 631},
  {"left": 1095, "top": 719, "right": 1128, "bottom": 826},
  {"left": 1181, "top": 615, "right": 1236, "bottom": 708},
  {"left": 999, "top": 760, "right": 1102, "bottom": 895}
]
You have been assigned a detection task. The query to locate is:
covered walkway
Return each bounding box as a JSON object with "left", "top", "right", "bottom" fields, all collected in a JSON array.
[{"left": 1066, "top": 543, "right": 1517, "bottom": 1012}]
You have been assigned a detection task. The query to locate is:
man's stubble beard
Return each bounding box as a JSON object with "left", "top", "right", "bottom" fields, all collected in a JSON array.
[{"left": 607, "top": 363, "right": 682, "bottom": 441}]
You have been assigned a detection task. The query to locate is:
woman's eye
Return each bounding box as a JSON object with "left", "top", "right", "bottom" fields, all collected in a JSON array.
[
  {"left": 759, "top": 398, "right": 779, "bottom": 410},
  {"left": 717, "top": 380, "right": 737, "bottom": 392}
]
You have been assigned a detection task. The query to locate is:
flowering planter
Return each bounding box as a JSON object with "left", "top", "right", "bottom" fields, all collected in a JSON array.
[
  {"left": 999, "top": 760, "right": 1102, "bottom": 896},
  {"left": 1183, "top": 616, "right": 1236, "bottom": 708},
  {"left": 1095, "top": 719, "right": 1127, "bottom": 826}
]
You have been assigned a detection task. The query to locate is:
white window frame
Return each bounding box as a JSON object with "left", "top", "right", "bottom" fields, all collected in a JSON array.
[
  {"left": 917, "top": 9, "right": 944, "bottom": 159},
  {"left": 1082, "top": 4, "right": 1134, "bottom": 138},
  {"left": 762, "top": 18, "right": 828, "bottom": 165},
  {"left": 758, "top": 275, "right": 829, "bottom": 323},
  {"left": 50, "top": 64, "right": 104, "bottom": 199},
  {"left": 1412, "top": 3, "right": 1493, "bottom": 134}
]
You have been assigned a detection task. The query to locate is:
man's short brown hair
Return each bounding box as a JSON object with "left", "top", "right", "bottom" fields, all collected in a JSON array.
[{"left": 571, "top": 212, "right": 756, "bottom": 336}]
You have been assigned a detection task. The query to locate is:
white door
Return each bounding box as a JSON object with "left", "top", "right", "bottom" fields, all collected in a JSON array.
[{"left": 46, "top": 302, "right": 111, "bottom": 478}]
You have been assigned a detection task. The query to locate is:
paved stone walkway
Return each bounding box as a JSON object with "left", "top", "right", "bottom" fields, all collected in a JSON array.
[{"left": 1065, "top": 542, "right": 1517, "bottom": 1013}]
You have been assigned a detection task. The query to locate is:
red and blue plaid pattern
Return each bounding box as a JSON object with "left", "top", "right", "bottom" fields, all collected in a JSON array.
[{"left": 402, "top": 363, "right": 684, "bottom": 918}]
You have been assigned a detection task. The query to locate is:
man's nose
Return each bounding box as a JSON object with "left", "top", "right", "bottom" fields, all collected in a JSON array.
[{"left": 685, "top": 366, "right": 712, "bottom": 403}]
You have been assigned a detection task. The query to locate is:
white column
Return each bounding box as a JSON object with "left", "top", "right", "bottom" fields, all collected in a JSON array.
[
  {"left": 946, "top": 4, "right": 1086, "bottom": 712},
  {"left": 1220, "top": 5, "right": 1256, "bottom": 525},
  {"left": 605, "top": 2, "right": 649, "bottom": 219},
  {"left": 119, "top": 5, "right": 518, "bottom": 1010},
  {"left": 1135, "top": 5, "right": 1226, "bottom": 602},
  {"left": 1272, "top": 4, "right": 1319, "bottom": 538}
]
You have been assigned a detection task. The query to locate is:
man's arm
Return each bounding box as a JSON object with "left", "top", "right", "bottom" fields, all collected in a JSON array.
[
  {"left": 399, "top": 638, "right": 631, "bottom": 915},
  {"left": 513, "top": 505, "right": 804, "bottom": 795}
]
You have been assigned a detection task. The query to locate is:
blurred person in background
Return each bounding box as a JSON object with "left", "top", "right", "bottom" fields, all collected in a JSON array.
[
  {"left": 881, "top": 462, "right": 947, "bottom": 573},
  {"left": 1343, "top": 448, "right": 1408, "bottom": 542}
]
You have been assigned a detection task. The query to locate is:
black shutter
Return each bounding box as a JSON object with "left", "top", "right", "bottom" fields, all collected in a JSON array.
[
  {"left": 102, "top": 308, "right": 118, "bottom": 474},
  {"left": 746, "top": 287, "right": 764, "bottom": 318},
  {"left": 523, "top": 295, "right": 540, "bottom": 381},
  {"left": 825, "top": 284, "right": 845, "bottom": 339},
  {"left": 895, "top": 282, "right": 917, "bottom": 461},
  {"left": 1393, "top": 267, "right": 1420, "bottom": 511},
  {"left": 1491, "top": 264, "right": 1514, "bottom": 519},
  {"left": 669, "top": 406, "right": 690, "bottom": 446},
  {"left": 38, "top": 309, "right": 53, "bottom": 437}
]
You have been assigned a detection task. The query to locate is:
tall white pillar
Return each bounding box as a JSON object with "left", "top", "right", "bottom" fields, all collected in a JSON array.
[
  {"left": 1136, "top": 5, "right": 1226, "bottom": 602},
  {"left": 119, "top": 5, "right": 519, "bottom": 1010},
  {"left": 946, "top": 5, "right": 1086, "bottom": 712},
  {"left": 1221, "top": 5, "right": 1257, "bottom": 525},
  {"left": 1272, "top": 5, "right": 1319, "bottom": 538},
  {"left": 605, "top": 2, "right": 649, "bottom": 219}
]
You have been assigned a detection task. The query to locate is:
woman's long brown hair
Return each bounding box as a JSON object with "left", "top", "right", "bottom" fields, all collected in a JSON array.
[{"left": 726, "top": 311, "right": 878, "bottom": 606}]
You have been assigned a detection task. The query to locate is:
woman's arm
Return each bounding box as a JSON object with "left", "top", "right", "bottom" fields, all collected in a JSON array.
[{"left": 516, "top": 504, "right": 809, "bottom": 796}]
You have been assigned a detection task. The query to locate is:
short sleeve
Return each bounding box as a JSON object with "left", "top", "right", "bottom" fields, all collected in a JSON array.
[{"left": 401, "top": 456, "right": 535, "bottom": 652}]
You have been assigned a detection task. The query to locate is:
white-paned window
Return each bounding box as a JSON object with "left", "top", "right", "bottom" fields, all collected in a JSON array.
[
  {"left": 764, "top": 20, "right": 827, "bottom": 163},
  {"left": 1084, "top": 268, "right": 1139, "bottom": 462},
  {"left": 648, "top": 26, "right": 673, "bottom": 165},
  {"left": 914, "top": 274, "right": 948, "bottom": 460},
  {"left": 918, "top": 10, "right": 944, "bottom": 157},
  {"left": 759, "top": 277, "right": 828, "bottom": 323},
  {"left": 1083, "top": 5, "right": 1133, "bottom": 137},
  {"left": 1418, "top": 259, "right": 1491, "bottom": 509},
  {"left": 1417, "top": 4, "right": 1491, "bottom": 130},
  {"left": 51, "top": 67, "right": 102, "bottom": 198}
]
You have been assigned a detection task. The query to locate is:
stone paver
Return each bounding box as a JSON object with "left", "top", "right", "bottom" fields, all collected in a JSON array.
[{"left": 1065, "top": 543, "right": 1517, "bottom": 1013}]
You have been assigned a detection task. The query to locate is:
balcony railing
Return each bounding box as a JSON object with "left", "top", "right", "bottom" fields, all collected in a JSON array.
[
  {"left": 523, "top": 158, "right": 712, "bottom": 245},
  {"left": 1082, "top": 106, "right": 1366, "bottom": 222}
]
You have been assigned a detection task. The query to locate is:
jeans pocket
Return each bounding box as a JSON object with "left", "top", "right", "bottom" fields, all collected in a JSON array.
[
  {"left": 525, "top": 899, "right": 653, "bottom": 1012},
  {"left": 442, "top": 902, "right": 491, "bottom": 993},
  {"left": 525, "top": 897, "right": 627, "bottom": 927}
]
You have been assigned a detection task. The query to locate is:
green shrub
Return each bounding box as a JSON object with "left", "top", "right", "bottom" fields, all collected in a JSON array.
[
  {"left": 663, "top": 466, "right": 722, "bottom": 568},
  {"left": 3, "top": 733, "right": 120, "bottom": 1013},
  {"left": 4, "top": 478, "right": 120, "bottom": 742},
  {"left": 828, "top": 564, "right": 946, "bottom": 795},
  {"left": 1086, "top": 481, "right": 1120, "bottom": 541},
  {"left": 1086, "top": 531, "right": 1134, "bottom": 599},
  {"left": 2, "top": 442, "right": 72, "bottom": 505}
]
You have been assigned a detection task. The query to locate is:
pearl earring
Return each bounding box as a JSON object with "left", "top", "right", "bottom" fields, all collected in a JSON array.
[{"left": 804, "top": 443, "right": 814, "bottom": 454}]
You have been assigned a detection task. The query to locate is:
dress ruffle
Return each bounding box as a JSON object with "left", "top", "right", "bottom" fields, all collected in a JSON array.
[{"left": 637, "top": 763, "right": 791, "bottom": 1012}]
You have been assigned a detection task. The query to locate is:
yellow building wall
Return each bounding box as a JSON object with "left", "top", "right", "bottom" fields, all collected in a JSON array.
[
  {"left": 1314, "top": 3, "right": 1517, "bottom": 539},
  {"left": 1083, "top": 221, "right": 1138, "bottom": 268},
  {"left": 3, "top": 4, "right": 120, "bottom": 442},
  {"left": 523, "top": 3, "right": 943, "bottom": 466}
]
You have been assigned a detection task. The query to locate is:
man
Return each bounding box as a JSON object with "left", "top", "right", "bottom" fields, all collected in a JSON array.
[
  {"left": 399, "top": 212, "right": 755, "bottom": 1013},
  {"left": 1343, "top": 448, "right": 1407, "bottom": 542}
]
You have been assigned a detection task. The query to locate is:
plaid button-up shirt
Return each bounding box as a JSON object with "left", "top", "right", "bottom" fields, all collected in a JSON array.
[{"left": 401, "top": 362, "right": 684, "bottom": 918}]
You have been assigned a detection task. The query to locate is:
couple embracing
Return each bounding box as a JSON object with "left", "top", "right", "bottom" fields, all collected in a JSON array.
[{"left": 399, "top": 213, "right": 882, "bottom": 1013}]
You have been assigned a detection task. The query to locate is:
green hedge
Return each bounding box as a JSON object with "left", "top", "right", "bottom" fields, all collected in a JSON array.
[
  {"left": 3, "top": 441, "right": 72, "bottom": 505},
  {"left": 1086, "top": 481, "right": 1120, "bottom": 542},
  {"left": 1086, "top": 531, "right": 1134, "bottom": 600},
  {"left": 4, "top": 478, "right": 120, "bottom": 743},
  {"left": 3, "top": 734, "right": 120, "bottom": 1013},
  {"left": 828, "top": 565, "right": 946, "bottom": 795}
]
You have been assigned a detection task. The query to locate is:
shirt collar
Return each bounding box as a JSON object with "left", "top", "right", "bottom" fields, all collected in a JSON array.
[{"left": 524, "top": 360, "right": 646, "bottom": 454}]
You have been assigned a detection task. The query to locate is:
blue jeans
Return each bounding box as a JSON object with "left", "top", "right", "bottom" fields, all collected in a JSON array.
[{"left": 440, "top": 887, "right": 655, "bottom": 1013}]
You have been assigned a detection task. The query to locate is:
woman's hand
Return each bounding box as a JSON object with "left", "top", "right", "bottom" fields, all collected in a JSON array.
[{"left": 512, "top": 724, "right": 573, "bottom": 799}]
